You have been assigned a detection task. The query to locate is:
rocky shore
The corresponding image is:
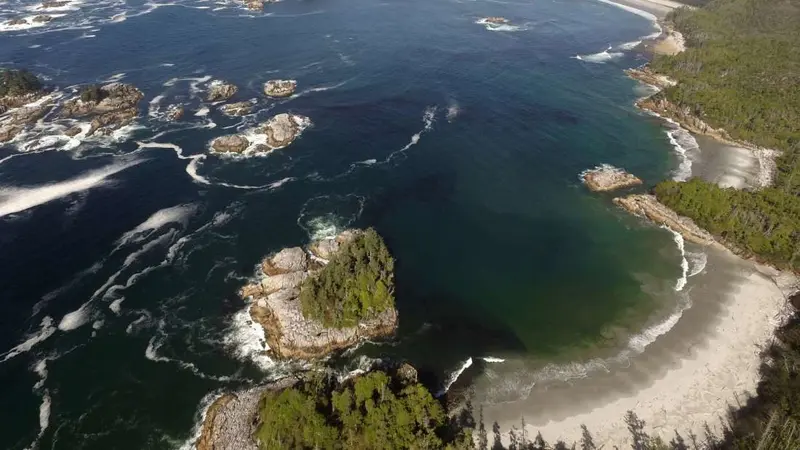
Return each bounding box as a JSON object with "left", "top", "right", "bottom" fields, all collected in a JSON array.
[
  {"left": 61, "top": 83, "right": 144, "bottom": 136},
  {"left": 195, "top": 376, "right": 300, "bottom": 450},
  {"left": 240, "top": 229, "right": 398, "bottom": 360},
  {"left": 581, "top": 165, "right": 643, "bottom": 192}
]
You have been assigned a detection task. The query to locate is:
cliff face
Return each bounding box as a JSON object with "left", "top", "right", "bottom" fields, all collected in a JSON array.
[{"left": 241, "top": 229, "right": 398, "bottom": 360}]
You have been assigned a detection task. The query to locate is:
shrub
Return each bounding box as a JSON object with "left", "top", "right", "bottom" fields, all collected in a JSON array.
[
  {"left": 79, "top": 84, "right": 107, "bottom": 103},
  {"left": 0, "top": 69, "right": 42, "bottom": 97}
]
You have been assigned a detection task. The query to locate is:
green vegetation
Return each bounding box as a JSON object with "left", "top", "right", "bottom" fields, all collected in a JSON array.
[
  {"left": 0, "top": 69, "right": 42, "bottom": 97},
  {"left": 655, "top": 179, "right": 800, "bottom": 269},
  {"left": 79, "top": 84, "right": 108, "bottom": 103},
  {"left": 300, "top": 228, "right": 395, "bottom": 328},
  {"left": 255, "top": 369, "right": 472, "bottom": 450},
  {"left": 647, "top": 0, "right": 800, "bottom": 270}
]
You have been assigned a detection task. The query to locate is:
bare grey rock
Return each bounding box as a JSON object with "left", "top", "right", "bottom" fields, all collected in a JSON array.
[
  {"left": 219, "top": 101, "right": 252, "bottom": 117},
  {"left": 262, "top": 247, "right": 308, "bottom": 275},
  {"left": 260, "top": 272, "right": 307, "bottom": 296},
  {"left": 32, "top": 15, "right": 53, "bottom": 22},
  {"left": 6, "top": 18, "right": 27, "bottom": 26},
  {"left": 210, "top": 134, "right": 249, "bottom": 153},
  {"left": 39, "top": 0, "right": 69, "bottom": 8},
  {"left": 263, "top": 113, "right": 309, "bottom": 148},
  {"left": 264, "top": 79, "right": 297, "bottom": 97},
  {"left": 582, "top": 165, "right": 643, "bottom": 192},
  {"left": 309, "top": 229, "right": 361, "bottom": 260},
  {"left": 613, "top": 194, "right": 722, "bottom": 248},
  {"left": 206, "top": 81, "right": 238, "bottom": 102}
]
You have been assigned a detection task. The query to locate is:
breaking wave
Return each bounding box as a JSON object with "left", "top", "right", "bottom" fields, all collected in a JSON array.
[
  {"left": 574, "top": 47, "right": 623, "bottom": 64},
  {"left": 437, "top": 357, "right": 473, "bottom": 396}
]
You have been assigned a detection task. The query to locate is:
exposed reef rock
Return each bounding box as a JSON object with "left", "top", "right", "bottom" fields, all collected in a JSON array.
[
  {"left": 5, "top": 18, "right": 28, "bottom": 26},
  {"left": 39, "top": 0, "right": 69, "bottom": 8},
  {"left": 210, "top": 134, "right": 249, "bottom": 153},
  {"left": 206, "top": 81, "right": 238, "bottom": 102},
  {"left": 165, "top": 104, "right": 184, "bottom": 121},
  {"left": 263, "top": 112, "right": 309, "bottom": 148},
  {"left": 32, "top": 15, "right": 53, "bottom": 22},
  {"left": 613, "top": 194, "right": 723, "bottom": 248},
  {"left": 581, "top": 165, "right": 643, "bottom": 192},
  {"left": 219, "top": 101, "right": 252, "bottom": 117},
  {"left": 482, "top": 16, "right": 509, "bottom": 24},
  {"left": 0, "top": 92, "right": 51, "bottom": 143},
  {"left": 240, "top": 229, "right": 398, "bottom": 360},
  {"left": 263, "top": 79, "right": 297, "bottom": 97},
  {"left": 60, "top": 83, "right": 143, "bottom": 136},
  {"left": 625, "top": 66, "right": 676, "bottom": 90}
]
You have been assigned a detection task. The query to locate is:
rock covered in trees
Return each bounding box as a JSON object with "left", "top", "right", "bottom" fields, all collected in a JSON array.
[
  {"left": 219, "top": 101, "right": 252, "bottom": 117},
  {"left": 263, "top": 113, "right": 309, "bottom": 148},
  {"left": 263, "top": 79, "right": 297, "bottom": 97},
  {"left": 206, "top": 80, "right": 238, "bottom": 102},
  {"left": 581, "top": 165, "right": 643, "bottom": 192},
  {"left": 0, "top": 70, "right": 49, "bottom": 143},
  {"left": 240, "top": 229, "right": 398, "bottom": 360},
  {"left": 60, "top": 83, "right": 143, "bottom": 136}
]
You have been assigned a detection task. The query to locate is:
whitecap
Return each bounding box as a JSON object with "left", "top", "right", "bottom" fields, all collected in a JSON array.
[
  {"left": 437, "top": 357, "right": 473, "bottom": 396},
  {"left": 627, "top": 294, "right": 692, "bottom": 353},
  {"left": 663, "top": 121, "right": 698, "bottom": 181},
  {"left": 481, "top": 356, "right": 506, "bottom": 363},
  {"left": 109, "top": 298, "right": 125, "bottom": 314},
  {"left": 116, "top": 203, "right": 198, "bottom": 247},
  {"left": 574, "top": 47, "right": 624, "bottom": 64},
  {"left": 0, "top": 159, "right": 142, "bottom": 218},
  {"left": 223, "top": 304, "right": 276, "bottom": 371},
  {"left": 663, "top": 225, "right": 689, "bottom": 292},
  {"left": 58, "top": 304, "right": 91, "bottom": 331},
  {"left": 0, "top": 316, "right": 56, "bottom": 363}
]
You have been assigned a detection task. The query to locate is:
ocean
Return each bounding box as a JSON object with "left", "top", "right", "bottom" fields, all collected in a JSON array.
[{"left": 0, "top": 0, "right": 701, "bottom": 448}]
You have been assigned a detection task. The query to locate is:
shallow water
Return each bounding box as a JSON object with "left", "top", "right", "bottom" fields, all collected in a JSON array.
[{"left": 0, "top": 0, "right": 691, "bottom": 448}]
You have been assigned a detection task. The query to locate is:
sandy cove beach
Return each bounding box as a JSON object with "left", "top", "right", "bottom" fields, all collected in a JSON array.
[{"left": 484, "top": 248, "right": 798, "bottom": 446}]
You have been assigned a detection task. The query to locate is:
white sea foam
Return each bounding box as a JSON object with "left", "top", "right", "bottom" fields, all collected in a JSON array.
[
  {"left": 0, "top": 159, "right": 142, "bottom": 218},
  {"left": 664, "top": 226, "right": 689, "bottom": 292},
  {"left": 628, "top": 295, "right": 692, "bottom": 353},
  {"left": 438, "top": 357, "right": 474, "bottom": 396},
  {"left": 385, "top": 106, "right": 436, "bottom": 163},
  {"left": 687, "top": 251, "right": 708, "bottom": 277},
  {"left": 336, "top": 355, "right": 381, "bottom": 383},
  {"left": 481, "top": 356, "right": 506, "bottom": 363},
  {"left": 116, "top": 203, "right": 198, "bottom": 247},
  {"left": 446, "top": 100, "right": 461, "bottom": 122},
  {"left": 176, "top": 390, "right": 226, "bottom": 450},
  {"left": 574, "top": 47, "right": 624, "bottom": 64},
  {"left": 146, "top": 335, "right": 231, "bottom": 381},
  {"left": 134, "top": 141, "right": 210, "bottom": 185},
  {"left": 109, "top": 298, "right": 125, "bottom": 314},
  {"left": 0, "top": 316, "right": 56, "bottom": 363},
  {"left": 664, "top": 122, "right": 698, "bottom": 181},
  {"left": 475, "top": 18, "right": 525, "bottom": 32},
  {"left": 58, "top": 304, "right": 91, "bottom": 331},
  {"left": 595, "top": 0, "right": 658, "bottom": 23},
  {"left": 33, "top": 261, "right": 104, "bottom": 316},
  {"left": 224, "top": 304, "right": 276, "bottom": 371}
]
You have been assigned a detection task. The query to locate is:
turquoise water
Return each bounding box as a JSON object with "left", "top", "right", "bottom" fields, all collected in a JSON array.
[{"left": 0, "top": 0, "right": 686, "bottom": 448}]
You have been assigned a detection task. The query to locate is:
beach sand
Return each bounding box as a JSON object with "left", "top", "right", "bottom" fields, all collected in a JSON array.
[{"left": 482, "top": 248, "right": 797, "bottom": 446}]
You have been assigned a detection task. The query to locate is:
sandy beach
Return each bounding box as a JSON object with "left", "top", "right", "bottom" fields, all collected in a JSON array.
[{"left": 483, "top": 248, "right": 798, "bottom": 446}]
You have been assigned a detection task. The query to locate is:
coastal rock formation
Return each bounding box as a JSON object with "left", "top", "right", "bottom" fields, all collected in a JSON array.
[
  {"left": 613, "top": 194, "right": 723, "bottom": 248},
  {"left": 581, "top": 165, "right": 643, "bottom": 192},
  {"left": 210, "top": 134, "right": 249, "bottom": 153},
  {"left": 0, "top": 93, "right": 51, "bottom": 143},
  {"left": 219, "top": 101, "right": 252, "bottom": 117},
  {"left": 60, "top": 83, "right": 143, "bottom": 136},
  {"left": 6, "top": 18, "right": 28, "bottom": 26},
  {"left": 195, "top": 377, "right": 300, "bottom": 450},
  {"left": 40, "top": 0, "right": 69, "bottom": 7},
  {"left": 637, "top": 94, "right": 739, "bottom": 145},
  {"left": 206, "top": 81, "right": 238, "bottom": 102},
  {"left": 32, "top": 15, "right": 53, "bottom": 22},
  {"left": 482, "top": 16, "right": 509, "bottom": 24},
  {"left": 165, "top": 104, "right": 184, "bottom": 121},
  {"left": 263, "top": 113, "right": 309, "bottom": 148},
  {"left": 263, "top": 79, "right": 296, "bottom": 97},
  {"left": 241, "top": 229, "right": 398, "bottom": 360},
  {"left": 625, "top": 66, "right": 676, "bottom": 90}
]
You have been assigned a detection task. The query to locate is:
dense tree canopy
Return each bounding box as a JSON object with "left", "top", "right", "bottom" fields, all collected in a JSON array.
[
  {"left": 300, "top": 228, "right": 395, "bottom": 328},
  {"left": 255, "top": 370, "right": 472, "bottom": 450},
  {"left": 0, "top": 69, "right": 42, "bottom": 97}
]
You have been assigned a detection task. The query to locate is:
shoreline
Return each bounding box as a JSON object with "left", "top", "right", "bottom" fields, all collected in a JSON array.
[{"left": 484, "top": 1, "right": 798, "bottom": 446}]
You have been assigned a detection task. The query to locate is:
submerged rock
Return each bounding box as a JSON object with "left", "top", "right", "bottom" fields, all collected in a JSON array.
[
  {"left": 6, "top": 18, "right": 28, "bottom": 26},
  {"left": 581, "top": 165, "right": 643, "bottom": 192},
  {"left": 32, "top": 15, "right": 53, "bottom": 22},
  {"left": 219, "top": 101, "right": 252, "bottom": 117},
  {"left": 165, "top": 104, "right": 184, "bottom": 121},
  {"left": 206, "top": 80, "right": 238, "bottom": 102},
  {"left": 240, "top": 229, "right": 398, "bottom": 360},
  {"left": 210, "top": 134, "right": 249, "bottom": 153},
  {"left": 39, "top": 0, "right": 69, "bottom": 8},
  {"left": 263, "top": 112, "right": 309, "bottom": 148},
  {"left": 482, "top": 16, "right": 509, "bottom": 24},
  {"left": 263, "top": 79, "right": 297, "bottom": 97}
]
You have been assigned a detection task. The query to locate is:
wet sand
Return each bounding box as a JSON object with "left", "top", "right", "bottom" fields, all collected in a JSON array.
[{"left": 480, "top": 247, "right": 797, "bottom": 447}]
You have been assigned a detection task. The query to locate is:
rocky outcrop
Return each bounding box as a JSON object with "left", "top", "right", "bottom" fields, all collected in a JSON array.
[
  {"left": 263, "top": 79, "right": 297, "bottom": 98},
  {"left": 39, "top": 0, "right": 69, "bottom": 8},
  {"left": 165, "top": 104, "right": 184, "bottom": 121},
  {"left": 219, "top": 101, "right": 252, "bottom": 117},
  {"left": 241, "top": 229, "right": 398, "bottom": 360},
  {"left": 210, "top": 134, "right": 249, "bottom": 153},
  {"left": 581, "top": 165, "right": 643, "bottom": 192},
  {"left": 59, "top": 83, "right": 143, "bottom": 136},
  {"left": 625, "top": 66, "right": 676, "bottom": 90},
  {"left": 206, "top": 81, "right": 238, "bottom": 102},
  {"left": 482, "top": 17, "right": 509, "bottom": 24},
  {"left": 195, "top": 377, "right": 300, "bottom": 450},
  {"left": 32, "top": 15, "right": 53, "bottom": 22},
  {"left": 613, "top": 194, "right": 723, "bottom": 248},
  {"left": 263, "top": 113, "right": 309, "bottom": 148},
  {"left": 0, "top": 92, "right": 51, "bottom": 143},
  {"left": 5, "top": 18, "right": 28, "bottom": 26}
]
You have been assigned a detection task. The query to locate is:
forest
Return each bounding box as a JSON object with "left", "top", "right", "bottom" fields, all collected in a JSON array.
[
  {"left": 649, "top": 0, "right": 800, "bottom": 269},
  {"left": 300, "top": 228, "right": 395, "bottom": 328}
]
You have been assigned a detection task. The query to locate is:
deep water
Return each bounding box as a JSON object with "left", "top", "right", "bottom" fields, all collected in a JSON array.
[{"left": 0, "top": 0, "right": 690, "bottom": 448}]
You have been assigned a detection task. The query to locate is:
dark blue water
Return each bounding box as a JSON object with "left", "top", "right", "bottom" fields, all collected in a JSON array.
[{"left": 0, "top": 0, "right": 686, "bottom": 448}]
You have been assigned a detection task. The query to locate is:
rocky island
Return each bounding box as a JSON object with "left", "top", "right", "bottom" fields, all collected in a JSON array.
[
  {"left": 219, "top": 101, "right": 252, "bottom": 117},
  {"left": 0, "top": 68, "right": 49, "bottom": 142},
  {"left": 210, "top": 112, "right": 310, "bottom": 154},
  {"left": 263, "top": 79, "right": 296, "bottom": 97},
  {"left": 481, "top": 16, "right": 509, "bottom": 24},
  {"left": 206, "top": 80, "right": 238, "bottom": 102},
  {"left": 581, "top": 164, "right": 643, "bottom": 192},
  {"left": 240, "top": 228, "right": 398, "bottom": 360},
  {"left": 60, "top": 83, "right": 144, "bottom": 136}
]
